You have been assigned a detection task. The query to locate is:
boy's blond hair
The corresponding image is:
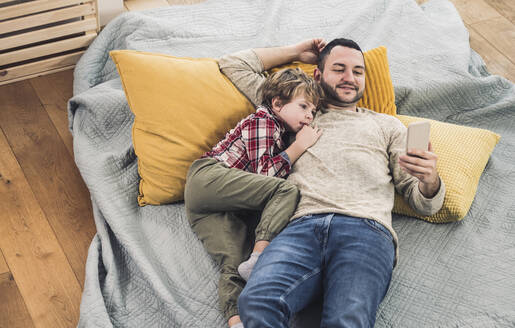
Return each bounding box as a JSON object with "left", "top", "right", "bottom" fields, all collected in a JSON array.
[{"left": 259, "top": 68, "right": 324, "bottom": 111}]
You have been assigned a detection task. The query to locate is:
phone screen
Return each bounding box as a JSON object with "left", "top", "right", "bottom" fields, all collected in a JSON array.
[{"left": 406, "top": 121, "right": 430, "bottom": 153}]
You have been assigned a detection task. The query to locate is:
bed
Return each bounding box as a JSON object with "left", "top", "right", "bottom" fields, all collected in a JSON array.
[{"left": 68, "top": 0, "right": 515, "bottom": 327}]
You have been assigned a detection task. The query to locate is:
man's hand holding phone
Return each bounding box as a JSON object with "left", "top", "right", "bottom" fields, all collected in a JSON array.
[{"left": 399, "top": 122, "right": 441, "bottom": 198}]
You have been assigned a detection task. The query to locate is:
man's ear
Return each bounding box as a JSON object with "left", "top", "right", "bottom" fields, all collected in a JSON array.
[
  {"left": 271, "top": 96, "right": 283, "bottom": 112},
  {"left": 313, "top": 67, "right": 322, "bottom": 82}
]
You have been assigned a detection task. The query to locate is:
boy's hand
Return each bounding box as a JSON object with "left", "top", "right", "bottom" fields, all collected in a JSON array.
[
  {"left": 294, "top": 39, "right": 326, "bottom": 64},
  {"left": 284, "top": 125, "right": 322, "bottom": 164},
  {"left": 295, "top": 125, "right": 323, "bottom": 150}
]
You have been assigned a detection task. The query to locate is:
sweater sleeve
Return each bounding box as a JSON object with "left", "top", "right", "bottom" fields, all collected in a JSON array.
[
  {"left": 218, "top": 49, "right": 267, "bottom": 107},
  {"left": 387, "top": 117, "right": 446, "bottom": 216}
]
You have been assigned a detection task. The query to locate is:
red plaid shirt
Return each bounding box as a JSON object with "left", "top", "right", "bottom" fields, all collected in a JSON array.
[{"left": 203, "top": 106, "right": 291, "bottom": 178}]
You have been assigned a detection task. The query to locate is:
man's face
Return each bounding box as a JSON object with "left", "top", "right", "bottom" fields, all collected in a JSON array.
[{"left": 315, "top": 46, "right": 365, "bottom": 106}]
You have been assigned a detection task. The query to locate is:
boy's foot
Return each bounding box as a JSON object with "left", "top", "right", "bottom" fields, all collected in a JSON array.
[{"left": 238, "top": 252, "right": 261, "bottom": 281}]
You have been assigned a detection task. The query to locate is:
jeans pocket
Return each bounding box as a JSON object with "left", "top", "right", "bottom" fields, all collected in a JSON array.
[{"left": 364, "top": 219, "right": 393, "bottom": 242}]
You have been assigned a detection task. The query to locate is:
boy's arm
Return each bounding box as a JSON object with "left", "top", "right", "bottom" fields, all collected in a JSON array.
[
  {"left": 241, "top": 117, "right": 291, "bottom": 178},
  {"left": 241, "top": 118, "right": 322, "bottom": 177},
  {"left": 218, "top": 39, "right": 325, "bottom": 106},
  {"left": 284, "top": 125, "right": 323, "bottom": 164}
]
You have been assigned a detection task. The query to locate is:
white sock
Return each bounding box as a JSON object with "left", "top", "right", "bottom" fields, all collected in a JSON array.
[
  {"left": 230, "top": 322, "right": 244, "bottom": 328},
  {"left": 238, "top": 252, "right": 261, "bottom": 281}
]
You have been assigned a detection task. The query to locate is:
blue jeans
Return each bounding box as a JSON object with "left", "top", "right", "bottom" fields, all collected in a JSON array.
[{"left": 238, "top": 213, "right": 395, "bottom": 328}]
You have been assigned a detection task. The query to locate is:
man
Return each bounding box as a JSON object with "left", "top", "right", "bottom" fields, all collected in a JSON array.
[{"left": 218, "top": 38, "right": 445, "bottom": 328}]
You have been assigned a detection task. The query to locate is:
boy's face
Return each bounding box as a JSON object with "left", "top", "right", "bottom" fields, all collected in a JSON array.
[{"left": 272, "top": 95, "right": 317, "bottom": 132}]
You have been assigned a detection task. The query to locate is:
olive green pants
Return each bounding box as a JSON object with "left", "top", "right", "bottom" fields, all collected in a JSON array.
[{"left": 184, "top": 158, "right": 299, "bottom": 321}]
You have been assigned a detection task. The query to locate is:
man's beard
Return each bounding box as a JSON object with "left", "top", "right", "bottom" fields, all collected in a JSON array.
[{"left": 319, "top": 78, "right": 364, "bottom": 107}]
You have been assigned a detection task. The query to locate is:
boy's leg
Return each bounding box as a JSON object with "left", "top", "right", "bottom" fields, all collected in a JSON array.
[
  {"left": 187, "top": 208, "right": 254, "bottom": 322},
  {"left": 185, "top": 158, "right": 299, "bottom": 242},
  {"left": 320, "top": 216, "right": 395, "bottom": 328},
  {"left": 185, "top": 158, "right": 299, "bottom": 319}
]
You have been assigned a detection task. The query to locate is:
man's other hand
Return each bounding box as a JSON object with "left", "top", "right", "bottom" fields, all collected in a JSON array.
[{"left": 399, "top": 142, "right": 441, "bottom": 198}]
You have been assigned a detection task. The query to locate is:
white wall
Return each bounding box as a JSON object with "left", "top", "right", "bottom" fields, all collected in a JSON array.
[{"left": 97, "top": 0, "right": 126, "bottom": 26}]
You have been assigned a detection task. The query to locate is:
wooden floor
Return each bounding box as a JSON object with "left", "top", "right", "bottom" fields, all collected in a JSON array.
[{"left": 0, "top": 0, "right": 513, "bottom": 327}]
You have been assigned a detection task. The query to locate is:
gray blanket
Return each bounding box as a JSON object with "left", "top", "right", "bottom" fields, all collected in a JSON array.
[{"left": 69, "top": 0, "right": 515, "bottom": 327}]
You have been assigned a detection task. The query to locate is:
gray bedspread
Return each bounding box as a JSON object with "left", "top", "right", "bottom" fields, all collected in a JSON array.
[{"left": 68, "top": 0, "right": 515, "bottom": 327}]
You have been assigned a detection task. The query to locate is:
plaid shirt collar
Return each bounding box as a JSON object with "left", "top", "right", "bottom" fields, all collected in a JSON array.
[{"left": 256, "top": 105, "right": 287, "bottom": 135}]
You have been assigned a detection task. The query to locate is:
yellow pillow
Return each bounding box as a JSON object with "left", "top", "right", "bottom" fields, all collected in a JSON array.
[
  {"left": 110, "top": 50, "right": 255, "bottom": 205},
  {"left": 269, "top": 46, "right": 396, "bottom": 115},
  {"left": 110, "top": 47, "right": 397, "bottom": 206},
  {"left": 393, "top": 115, "right": 500, "bottom": 223}
]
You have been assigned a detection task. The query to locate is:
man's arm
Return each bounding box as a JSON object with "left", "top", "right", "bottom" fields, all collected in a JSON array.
[
  {"left": 389, "top": 119, "right": 445, "bottom": 216},
  {"left": 399, "top": 142, "right": 441, "bottom": 198},
  {"left": 218, "top": 50, "right": 266, "bottom": 106},
  {"left": 253, "top": 38, "right": 325, "bottom": 70},
  {"left": 218, "top": 39, "right": 325, "bottom": 106}
]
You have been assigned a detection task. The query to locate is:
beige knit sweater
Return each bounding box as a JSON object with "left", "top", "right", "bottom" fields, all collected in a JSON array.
[{"left": 219, "top": 50, "right": 446, "bottom": 263}]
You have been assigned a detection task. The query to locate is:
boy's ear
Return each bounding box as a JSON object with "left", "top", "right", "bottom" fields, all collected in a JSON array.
[{"left": 271, "top": 96, "right": 283, "bottom": 112}]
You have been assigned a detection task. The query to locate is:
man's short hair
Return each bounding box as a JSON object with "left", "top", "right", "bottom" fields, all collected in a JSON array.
[
  {"left": 317, "top": 38, "right": 364, "bottom": 71},
  {"left": 259, "top": 68, "right": 324, "bottom": 111}
]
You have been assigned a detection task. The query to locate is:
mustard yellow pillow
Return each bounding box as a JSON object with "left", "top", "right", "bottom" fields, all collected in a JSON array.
[
  {"left": 110, "top": 50, "right": 255, "bottom": 206},
  {"left": 111, "top": 47, "right": 397, "bottom": 206},
  {"left": 393, "top": 115, "right": 500, "bottom": 223},
  {"left": 270, "top": 46, "right": 396, "bottom": 115}
]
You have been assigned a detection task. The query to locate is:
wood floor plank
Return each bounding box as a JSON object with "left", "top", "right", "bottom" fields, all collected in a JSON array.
[
  {"left": 471, "top": 16, "right": 515, "bottom": 64},
  {"left": 0, "top": 128, "right": 81, "bottom": 328},
  {"left": 0, "top": 81, "right": 96, "bottom": 289},
  {"left": 449, "top": 0, "right": 501, "bottom": 24},
  {"left": 467, "top": 24, "right": 515, "bottom": 81},
  {"left": 0, "top": 272, "right": 35, "bottom": 328},
  {"left": 0, "top": 250, "right": 9, "bottom": 275},
  {"left": 30, "top": 70, "right": 74, "bottom": 158},
  {"left": 485, "top": 0, "right": 515, "bottom": 23}
]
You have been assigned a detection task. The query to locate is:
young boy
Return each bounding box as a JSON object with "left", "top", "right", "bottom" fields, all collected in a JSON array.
[{"left": 184, "top": 67, "right": 323, "bottom": 328}]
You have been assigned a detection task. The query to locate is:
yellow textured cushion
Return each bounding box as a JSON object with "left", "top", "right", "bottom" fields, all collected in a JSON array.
[
  {"left": 393, "top": 115, "right": 500, "bottom": 223},
  {"left": 111, "top": 47, "right": 397, "bottom": 206},
  {"left": 270, "top": 46, "right": 396, "bottom": 115},
  {"left": 110, "top": 50, "right": 255, "bottom": 206}
]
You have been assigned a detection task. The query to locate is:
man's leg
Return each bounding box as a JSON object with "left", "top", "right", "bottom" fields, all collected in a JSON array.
[
  {"left": 239, "top": 214, "right": 331, "bottom": 328},
  {"left": 321, "top": 216, "right": 395, "bottom": 328}
]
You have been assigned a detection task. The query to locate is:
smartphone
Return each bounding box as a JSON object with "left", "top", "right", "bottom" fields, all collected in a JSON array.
[{"left": 406, "top": 121, "right": 430, "bottom": 153}]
